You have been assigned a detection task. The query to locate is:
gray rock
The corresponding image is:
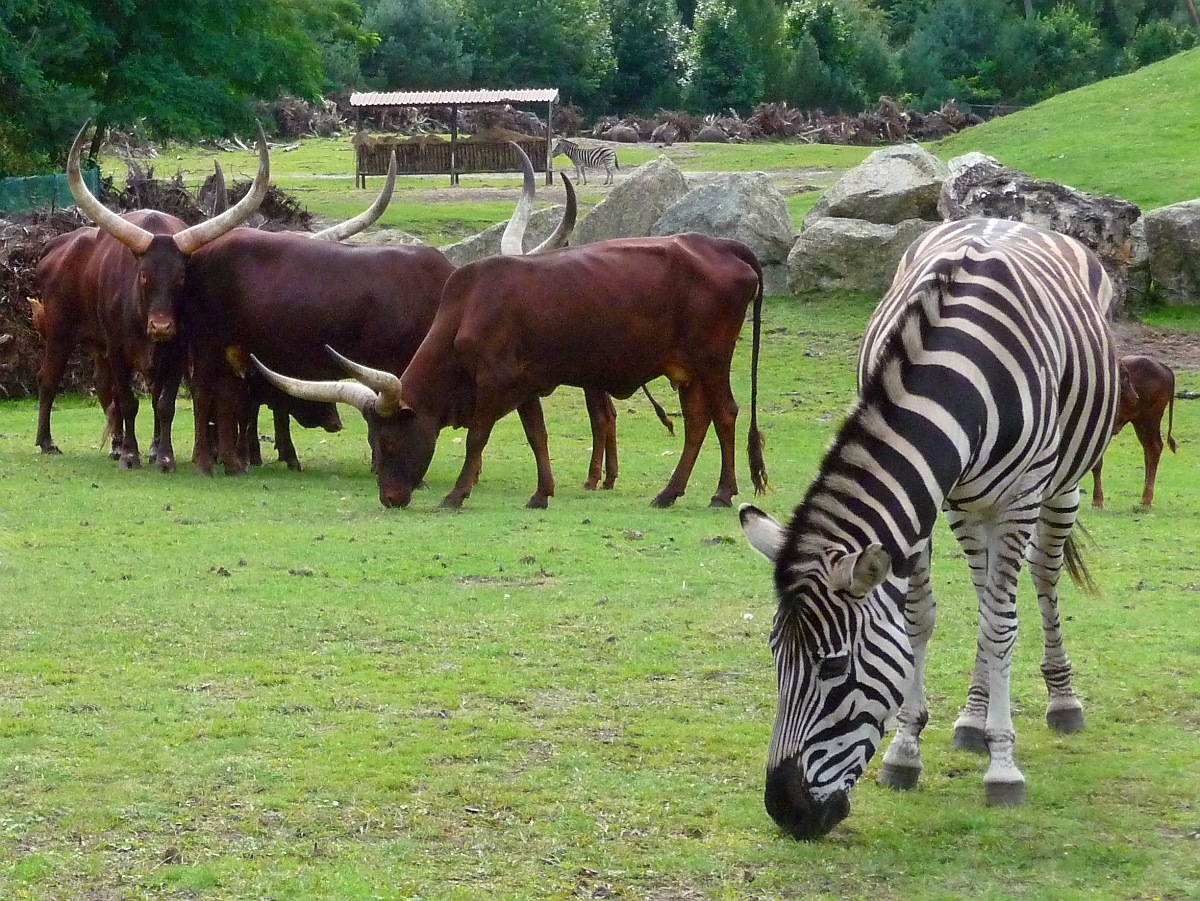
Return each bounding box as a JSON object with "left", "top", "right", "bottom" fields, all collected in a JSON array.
[
  {"left": 787, "top": 218, "right": 939, "bottom": 295},
  {"left": 652, "top": 172, "right": 796, "bottom": 266},
  {"left": 1142, "top": 199, "right": 1200, "bottom": 306},
  {"left": 573, "top": 155, "right": 690, "bottom": 245},
  {"left": 806, "top": 144, "right": 949, "bottom": 226}
]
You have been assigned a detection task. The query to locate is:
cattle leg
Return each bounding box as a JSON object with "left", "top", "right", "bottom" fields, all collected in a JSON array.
[
  {"left": 651, "top": 384, "right": 714, "bottom": 508},
  {"left": 92, "top": 357, "right": 122, "bottom": 460},
  {"left": 35, "top": 340, "right": 75, "bottom": 455},
  {"left": 583, "top": 389, "right": 618, "bottom": 490},
  {"left": 215, "top": 375, "right": 248, "bottom": 475},
  {"left": 190, "top": 360, "right": 219, "bottom": 475},
  {"left": 705, "top": 379, "right": 741, "bottom": 507},
  {"left": 149, "top": 344, "right": 183, "bottom": 473},
  {"left": 271, "top": 406, "right": 303, "bottom": 471},
  {"left": 517, "top": 398, "right": 557, "bottom": 508},
  {"left": 1089, "top": 455, "right": 1106, "bottom": 509},
  {"left": 108, "top": 358, "right": 142, "bottom": 469},
  {"left": 441, "top": 414, "right": 503, "bottom": 509},
  {"left": 1132, "top": 419, "right": 1164, "bottom": 508}
]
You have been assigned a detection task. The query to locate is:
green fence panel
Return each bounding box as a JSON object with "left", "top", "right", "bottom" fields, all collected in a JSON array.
[{"left": 0, "top": 166, "right": 100, "bottom": 213}]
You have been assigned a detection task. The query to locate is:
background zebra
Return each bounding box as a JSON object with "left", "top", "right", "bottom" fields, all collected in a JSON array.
[
  {"left": 740, "top": 218, "right": 1119, "bottom": 840},
  {"left": 552, "top": 138, "right": 619, "bottom": 186}
]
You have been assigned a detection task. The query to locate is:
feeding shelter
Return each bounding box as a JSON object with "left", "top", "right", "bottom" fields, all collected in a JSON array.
[{"left": 349, "top": 88, "right": 559, "bottom": 186}]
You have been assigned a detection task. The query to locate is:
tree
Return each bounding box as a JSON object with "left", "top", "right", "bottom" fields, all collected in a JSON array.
[
  {"left": 362, "top": 0, "right": 471, "bottom": 90},
  {"left": 684, "top": 0, "right": 765, "bottom": 112},
  {"left": 459, "top": 0, "right": 616, "bottom": 112},
  {"left": 605, "top": 0, "right": 687, "bottom": 112},
  {"left": 779, "top": 1, "right": 900, "bottom": 113},
  {"left": 1, "top": 0, "right": 364, "bottom": 171}
]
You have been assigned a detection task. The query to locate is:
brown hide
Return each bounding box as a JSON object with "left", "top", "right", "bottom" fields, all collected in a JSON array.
[
  {"left": 181, "top": 228, "right": 456, "bottom": 475},
  {"left": 32, "top": 210, "right": 192, "bottom": 469},
  {"left": 1091, "top": 354, "right": 1177, "bottom": 509},
  {"left": 371, "top": 233, "right": 767, "bottom": 510}
]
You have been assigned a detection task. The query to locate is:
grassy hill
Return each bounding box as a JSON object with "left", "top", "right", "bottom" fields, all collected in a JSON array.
[{"left": 935, "top": 47, "right": 1200, "bottom": 212}]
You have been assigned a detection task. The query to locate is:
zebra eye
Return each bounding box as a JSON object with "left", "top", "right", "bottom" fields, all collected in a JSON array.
[{"left": 817, "top": 653, "right": 850, "bottom": 681}]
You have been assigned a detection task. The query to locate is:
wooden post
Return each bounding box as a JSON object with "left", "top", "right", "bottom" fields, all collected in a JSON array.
[
  {"left": 355, "top": 108, "right": 364, "bottom": 188},
  {"left": 546, "top": 100, "right": 554, "bottom": 186},
  {"left": 450, "top": 104, "right": 459, "bottom": 186}
]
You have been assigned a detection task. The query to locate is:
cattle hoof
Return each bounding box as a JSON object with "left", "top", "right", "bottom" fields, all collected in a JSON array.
[
  {"left": 650, "top": 492, "right": 679, "bottom": 508},
  {"left": 602, "top": 479, "right": 616, "bottom": 490},
  {"left": 440, "top": 495, "right": 465, "bottom": 510},
  {"left": 285, "top": 459, "right": 302, "bottom": 472},
  {"left": 40, "top": 444, "right": 63, "bottom": 456},
  {"left": 109, "top": 449, "right": 122, "bottom": 460},
  {"left": 708, "top": 496, "right": 733, "bottom": 508},
  {"left": 119, "top": 454, "right": 142, "bottom": 470},
  {"left": 155, "top": 456, "right": 176, "bottom": 474},
  {"left": 526, "top": 494, "right": 549, "bottom": 509},
  {"left": 583, "top": 480, "right": 599, "bottom": 491}
]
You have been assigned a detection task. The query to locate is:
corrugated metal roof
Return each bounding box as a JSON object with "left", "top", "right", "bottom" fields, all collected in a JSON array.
[{"left": 350, "top": 88, "right": 559, "bottom": 107}]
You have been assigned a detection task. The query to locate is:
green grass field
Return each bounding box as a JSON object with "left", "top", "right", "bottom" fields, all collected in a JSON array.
[{"left": 5, "top": 47, "right": 1200, "bottom": 900}]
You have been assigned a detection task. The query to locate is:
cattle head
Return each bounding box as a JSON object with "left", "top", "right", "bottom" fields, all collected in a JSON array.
[
  {"left": 251, "top": 349, "right": 439, "bottom": 509},
  {"left": 67, "top": 119, "right": 271, "bottom": 341},
  {"left": 739, "top": 504, "right": 912, "bottom": 840}
]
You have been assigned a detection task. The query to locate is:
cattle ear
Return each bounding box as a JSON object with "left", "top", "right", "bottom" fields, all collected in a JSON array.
[
  {"left": 828, "top": 544, "right": 891, "bottom": 598},
  {"left": 739, "top": 504, "right": 785, "bottom": 563}
]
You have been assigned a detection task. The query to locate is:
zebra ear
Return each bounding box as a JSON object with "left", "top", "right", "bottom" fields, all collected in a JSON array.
[
  {"left": 739, "top": 504, "right": 785, "bottom": 562},
  {"left": 829, "top": 544, "right": 891, "bottom": 598}
]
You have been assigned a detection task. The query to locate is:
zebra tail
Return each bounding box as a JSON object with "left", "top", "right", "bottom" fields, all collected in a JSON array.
[
  {"left": 746, "top": 254, "right": 767, "bottom": 493},
  {"left": 1063, "top": 526, "right": 1100, "bottom": 598}
]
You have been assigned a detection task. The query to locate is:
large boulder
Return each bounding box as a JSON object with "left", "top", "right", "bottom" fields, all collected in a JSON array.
[
  {"left": 787, "top": 217, "right": 939, "bottom": 296},
  {"left": 1141, "top": 199, "right": 1200, "bottom": 306},
  {"left": 653, "top": 172, "right": 797, "bottom": 295},
  {"left": 805, "top": 144, "right": 949, "bottom": 226},
  {"left": 694, "top": 125, "right": 729, "bottom": 143},
  {"left": 652, "top": 172, "right": 795, "bottom": 264},
  {"left": 440, "top": 205, "right": 569, "bottom": 267},
  {"left": 939, "top": 157, "right": 1143, "bottom": 314},
  {"left": 572, "top": 155, "right": 690, "bottom": 246}
]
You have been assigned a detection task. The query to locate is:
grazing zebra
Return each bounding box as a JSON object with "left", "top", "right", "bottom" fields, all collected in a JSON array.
[
  {"left": 739, "top": 218, "right": 1119, "bottom": 840},
  {"left": 552, "top": 138, "right": 619, "bottom": 186}
]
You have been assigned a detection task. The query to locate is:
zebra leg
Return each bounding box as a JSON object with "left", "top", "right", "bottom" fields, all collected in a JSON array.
[
  {"left": 1027, "top": 489, "right": 1086, "bottom": 734},
  {"left": 878, "top": 542, "right": 936, "bottom": 791},
  {"left": 947, "top": 511, "right": 992, "bottom": 752},
  {"left": 977, "top": 521, "right": 1033, "bottom": 807}
]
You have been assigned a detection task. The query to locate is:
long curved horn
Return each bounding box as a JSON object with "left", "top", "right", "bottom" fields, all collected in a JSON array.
[
  {"left": 529, "top": 171, "right": 576, "bottom": 254},
  {"left": 500, "top": 142, "right": 536, "bottom": 256},
  {"left": 172, "top": 123, "right": 271, "bottom": 254},
  {"left": 325, "top": 345, "right": 403, "bottom": 416},
  {"left": 311, "top": 151, "right": 397, "bottom": 241},
  {"left": 67, "top": 120, "right": 155, "bottom": 254},
  {"left": 251, "top": 354, "right": 377, "bottom": 413}
]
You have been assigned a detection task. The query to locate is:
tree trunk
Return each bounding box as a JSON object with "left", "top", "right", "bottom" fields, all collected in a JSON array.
[
  {"left": 1024, "top": 0, "right": 1035, "bottom": 20},
  {"left": 1185, "top": 0, "right": 1200, "bottom": 32}
]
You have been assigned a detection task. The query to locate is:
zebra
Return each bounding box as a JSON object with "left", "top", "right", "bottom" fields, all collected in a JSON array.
[
  {"left": 739, "top": 218, "right": 1119, "bottom": 840},
  {"left": 552, "top": 138, "right": 619, "bottom": 186}
]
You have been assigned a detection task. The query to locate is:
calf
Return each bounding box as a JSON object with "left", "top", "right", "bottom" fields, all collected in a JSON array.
[{"left": 1091, "top": 354, "right": 1177, "bottom": 509}]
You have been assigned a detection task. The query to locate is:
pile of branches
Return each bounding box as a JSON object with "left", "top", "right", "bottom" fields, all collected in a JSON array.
[
  {"left": 745, "top": 98, "right": 983, "bottom": 144},
  {"left": 258, "top": 94, "right": 345, "bottom": 139}
]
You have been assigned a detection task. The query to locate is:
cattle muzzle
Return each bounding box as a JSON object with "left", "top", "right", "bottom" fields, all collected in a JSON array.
[
  {"left": 379, "top": 481, "right": 414, "bottom": 509},
  {"left": 146, "top": 314, "right": 177, "bottom": 341},
  {"left": 764, "top": 760, "right": 851, "bottom": 841}
]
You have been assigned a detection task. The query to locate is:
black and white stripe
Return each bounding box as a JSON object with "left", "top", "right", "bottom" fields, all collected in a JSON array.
[
  {"left": 741, "top": 218, "right": 1119, "bottom": 840},
  {"left": 552, "top": 138, "right": 618, "bottom": 185}
]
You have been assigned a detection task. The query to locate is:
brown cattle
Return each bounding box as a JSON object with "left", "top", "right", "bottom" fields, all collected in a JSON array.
[
  {"left": 1091, "top": 354, "right": 1177, "bottom": 509},
  {"left": 255, "top": 232, "right": 768, "bottom": 510},
  {"left": 32, "top": 121, "right": 270, "bottom": 470}
]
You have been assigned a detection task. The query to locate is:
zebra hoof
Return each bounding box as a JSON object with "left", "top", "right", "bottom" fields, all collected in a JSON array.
[
  {"left": 951, "top": 725, "right": 988, "bottom": 754},
  {"left": 878, "top": 763, "right": 922, "bottom": 791},
  {"left": 984, "top": 779, "right": 1027, "bottom": 807},
  {"left": 1046, "top": 707, "right": 1085, "bottom": 734}
]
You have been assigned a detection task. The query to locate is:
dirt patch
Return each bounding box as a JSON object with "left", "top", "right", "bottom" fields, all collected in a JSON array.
[{"left": 1109, "top": 319, "right": 1200, "bottom": 373}]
